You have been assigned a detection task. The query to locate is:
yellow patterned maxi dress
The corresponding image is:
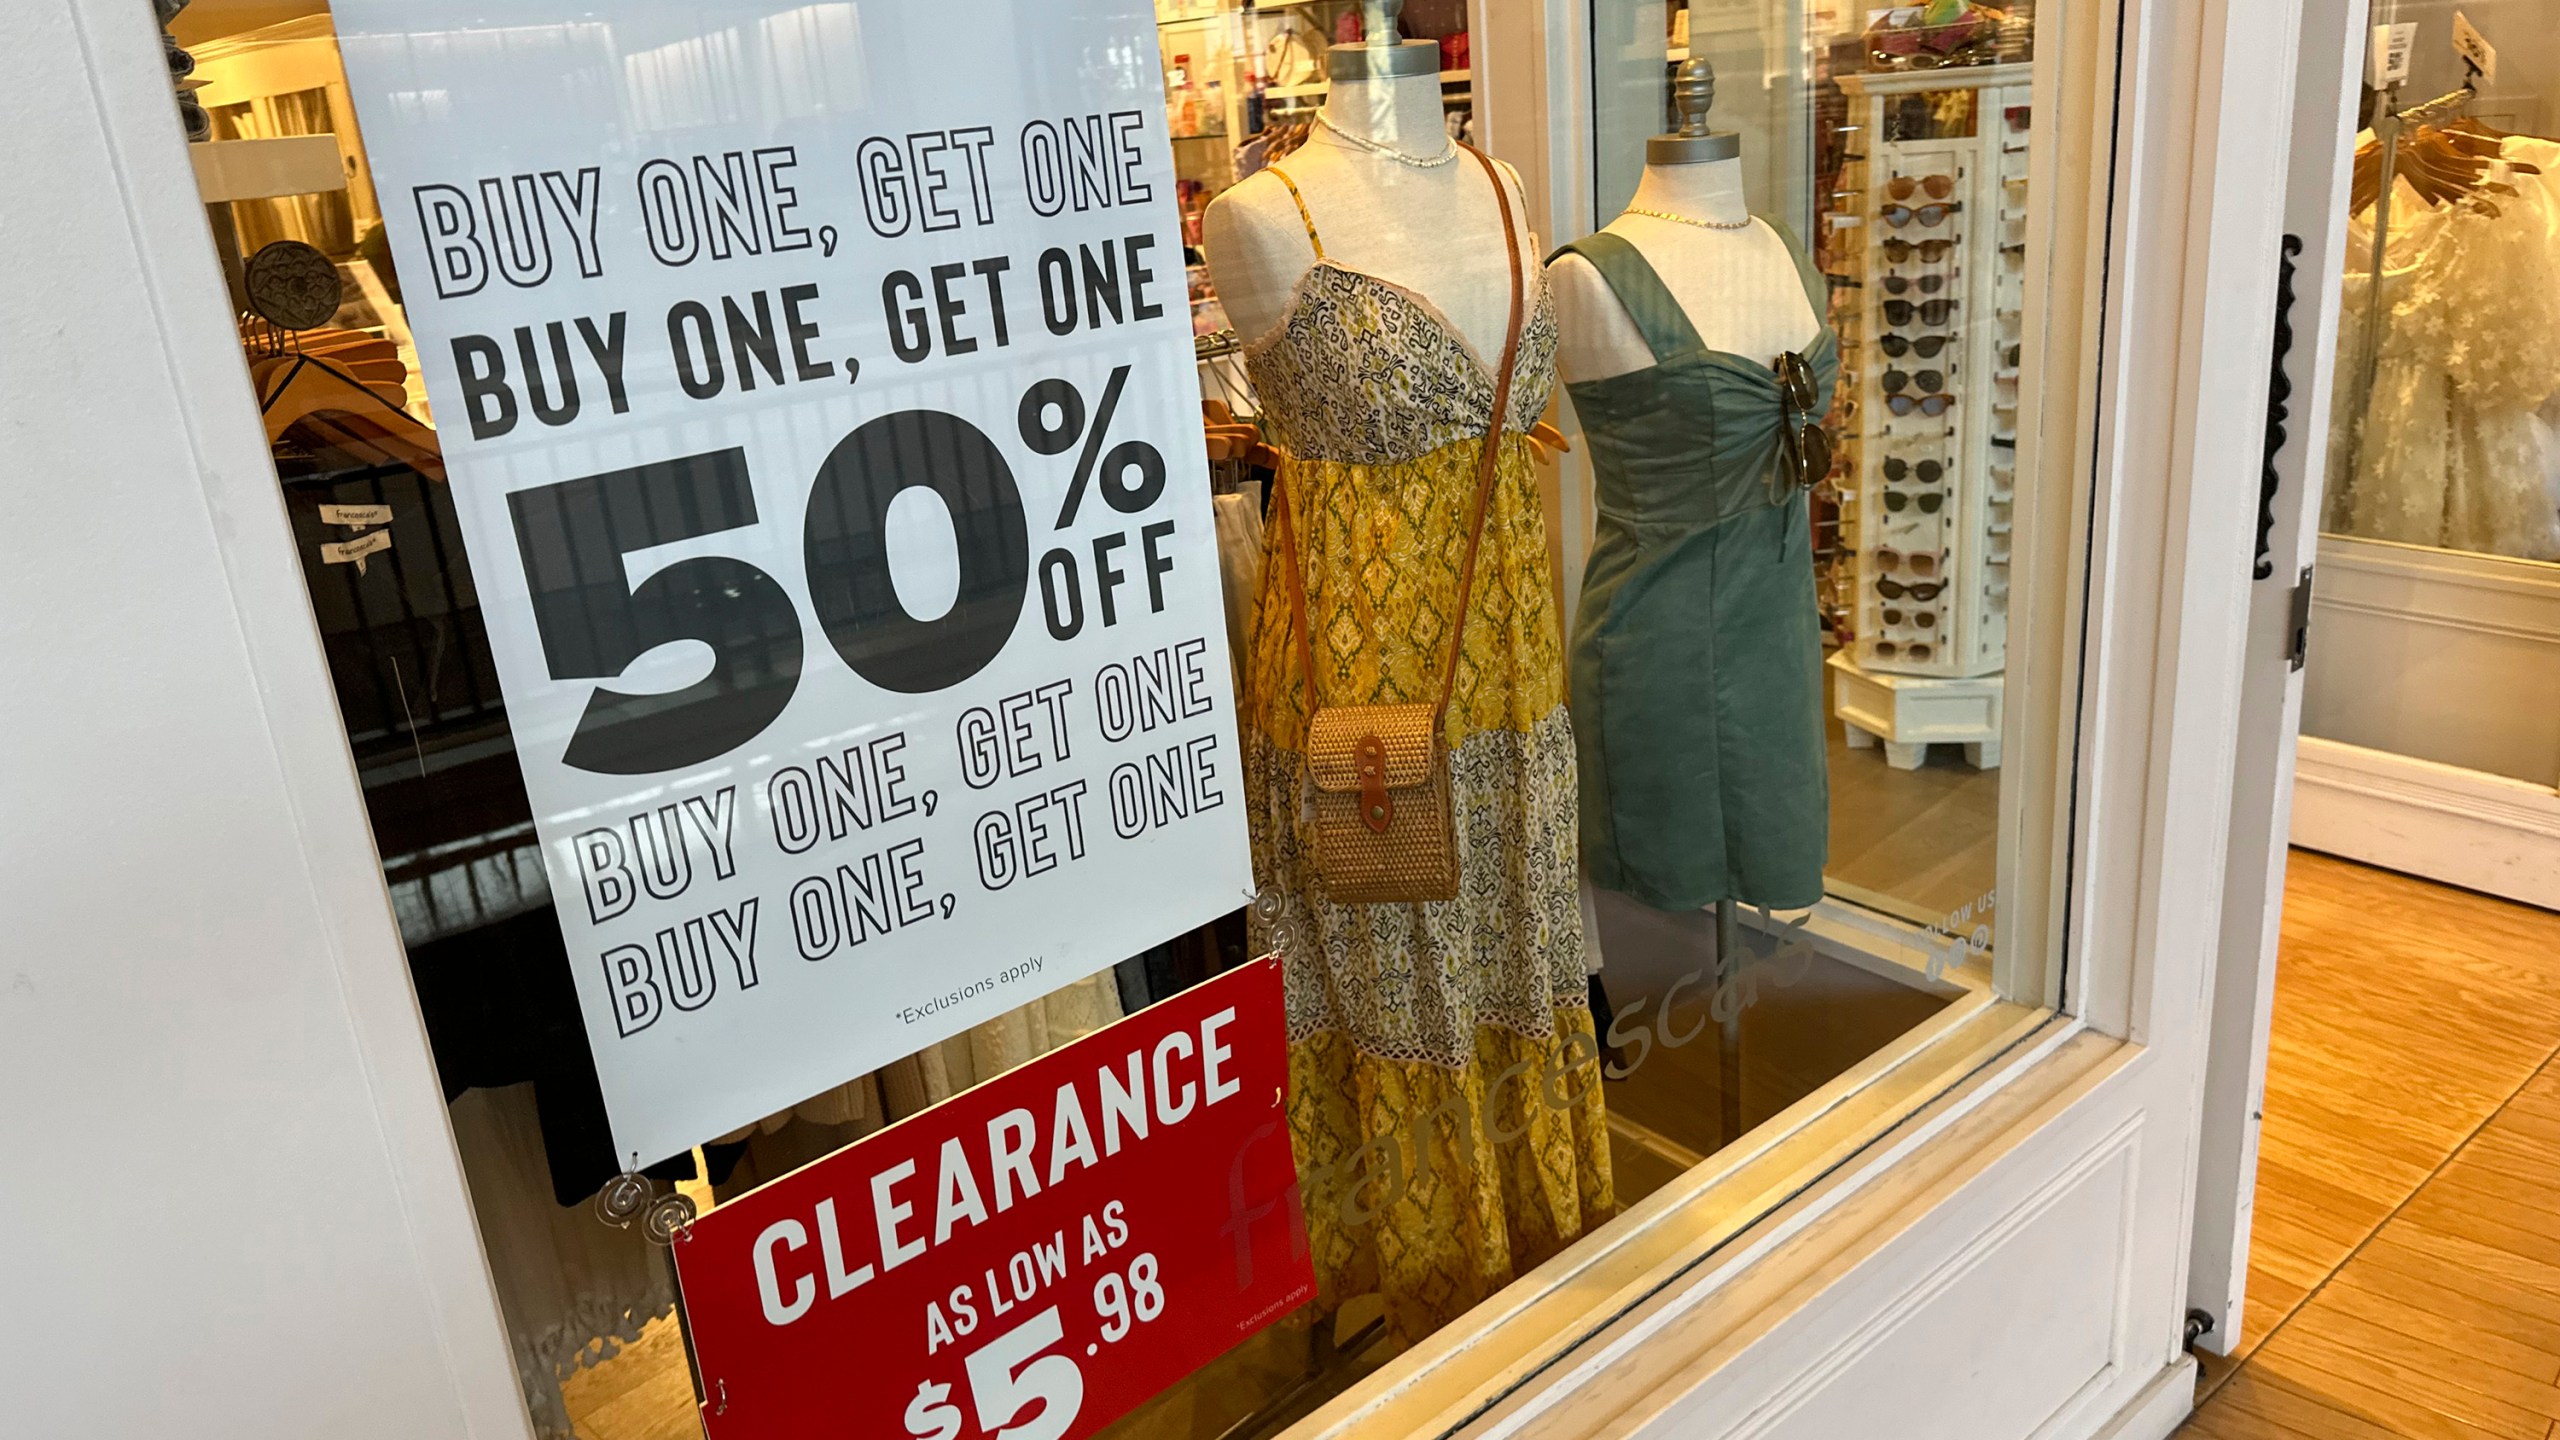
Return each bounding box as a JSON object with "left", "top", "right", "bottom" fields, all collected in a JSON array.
[{"left": 1239, "top": 170, "right": 1613, "bottom": 1347}]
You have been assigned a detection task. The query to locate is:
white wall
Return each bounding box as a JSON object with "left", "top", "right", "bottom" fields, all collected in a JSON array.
[
  {"left": 2300, "top": 536, "right": 2560, "bottom": 787},
  {"left": 2373, "top": 0, "right": 2559, "bottom": 133},
  {"left": 0, "top": 3, "right": 527, "bottom": 1436}
]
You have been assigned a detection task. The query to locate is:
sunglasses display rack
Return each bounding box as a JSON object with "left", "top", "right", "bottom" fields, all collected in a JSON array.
[{"left": 1825, "top": 62, "right": 2031, "bottom": 772}]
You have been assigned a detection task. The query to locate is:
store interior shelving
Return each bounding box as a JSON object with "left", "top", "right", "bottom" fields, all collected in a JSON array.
[{"left": 1153, "top": 0, "right": 1474, "bottom": 337}]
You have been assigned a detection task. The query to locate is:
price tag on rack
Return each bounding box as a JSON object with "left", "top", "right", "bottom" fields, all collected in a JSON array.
[
  {"left": 2370, "top": 21, "right": 2418, "bottom": 88},
  {"left": 331, "top": 0, "right": 1254, "bottom": 1167},
  {"left": 672, "top": 958, "right": 1312, "bottom": 1440},
  {"left": 2452, "top": 11, "right": 2499, "bottom": 84}
]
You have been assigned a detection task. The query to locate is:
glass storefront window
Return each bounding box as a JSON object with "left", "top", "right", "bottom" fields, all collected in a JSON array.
[
  {"left": 165, "top": 0, "right": 2088, "bottom": 1432},
  {"left": 2303, "top": 1, "right": 2560, "bottom": 794},
  {"left": 1564, "top": 0, "right": 2038, "bottom": 1152}
]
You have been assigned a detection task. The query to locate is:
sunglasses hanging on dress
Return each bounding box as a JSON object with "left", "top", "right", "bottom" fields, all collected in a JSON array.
[{"left": 1774, "top": 350, "right": 1831, "bottom": 492}]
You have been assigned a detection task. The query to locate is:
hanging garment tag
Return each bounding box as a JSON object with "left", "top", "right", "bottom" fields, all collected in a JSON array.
[
  {"left": 2452, "top": 12, "right": 2497, "bottom": 84},
  {"left": 322, "top": 528, "right": 392, "bottom": 576},
  {"left": 320, "top": 502, "right": 395, "bottom": 528},
  {"left": 2369, "top": 22, "right": 2416, "bottom": 88}
]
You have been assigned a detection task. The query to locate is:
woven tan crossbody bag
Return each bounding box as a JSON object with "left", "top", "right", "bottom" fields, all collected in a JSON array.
[{"left": 1268, "top": 144, "right": 1526, "bottom": 905}]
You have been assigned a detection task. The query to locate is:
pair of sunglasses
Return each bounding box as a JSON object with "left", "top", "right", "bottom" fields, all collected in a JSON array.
[
  {"left": 1882, "top": 606, "right": 1938, "bottom": 629},
  {"left": 1883, "top": 237, "right": 1956, "bottom": 263},
  {"left": 1883, "top": 201, "right": 1962, "bottom": 228},
  {"left": 1875, "top": 639, "right": 1936, "bottom": 660},
  {"left": 1884, "top": 298, "right": 1959, "bottom": 326},
  {"left": 1882, "top": 487, "right": 1945, "bottom": 514},
  {"left": 1879, "top": 332, "right": 1951, "bottom": 359},
  {"left": 1877, "top": 577, "right": 1947, "bottom": 600},
  {"left": 1873, "top": 546, "right": 1945, "bottom": 576},
  {"left": 1882, "top": 457, "right": 1943, "bottom": 484},
  {"left": 1881, "top": 273, "right": 1949, "bottom": 295},
  {"left": 1774, "top": 350, "right": 1832, "bottom": 492},
  {"left": 1884, "top": 368, "right": 1947, "bottom": 396},
  {"left": 1888, "top": 393, "right": 1954, "bottom": 416},
  {"left": 1886, "top": 174, "right": 1956, "bottom": 201}
]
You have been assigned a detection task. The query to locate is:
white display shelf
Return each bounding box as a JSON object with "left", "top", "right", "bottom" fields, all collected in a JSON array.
[
  {"left": 1829, "top": 650, "right": 2003, "bottom": 771},
  {"left": 1834, "top": 63, "right": 2031, "bottom": 687}
]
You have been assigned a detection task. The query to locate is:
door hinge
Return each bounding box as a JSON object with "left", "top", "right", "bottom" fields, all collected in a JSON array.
[{"left": 2286, "top": 564, "right": 2315, "bottom": 670}]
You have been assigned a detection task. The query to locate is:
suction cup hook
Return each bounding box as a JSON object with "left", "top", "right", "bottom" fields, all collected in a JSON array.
[
  {"left": 594, "top": 1163, "right": 654, "bottom": 1228},
  {"left": 644, "top": 1190, "right": 698, "bottom": 1246}
]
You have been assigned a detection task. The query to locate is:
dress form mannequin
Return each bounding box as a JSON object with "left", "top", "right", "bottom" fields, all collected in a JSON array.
[
  {"left": 1203, "top": 0, "right": 1534, "bottom": 362},
  {"left": 1549, "top": 60, "right": 1818, "bottom": 382}
]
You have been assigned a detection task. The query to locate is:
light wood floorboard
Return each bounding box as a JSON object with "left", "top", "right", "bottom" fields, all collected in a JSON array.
[
  {"left": 2180, "top": 852, "right": 2560, "bottom": 1439},
  {"left": 1820, "top": 708, "right": 2000, "bottom": 926}
]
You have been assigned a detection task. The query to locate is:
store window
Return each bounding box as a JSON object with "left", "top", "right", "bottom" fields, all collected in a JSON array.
[
  {"left": 163, "top": 0, "right": 2079, "bottom": 1434},
  {"left": 2302, "top": 2, "right": 2560, "bottom": 801}
]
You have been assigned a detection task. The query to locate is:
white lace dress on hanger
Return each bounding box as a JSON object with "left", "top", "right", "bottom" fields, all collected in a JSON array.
[{"left": 2327, "top": 137, "right": 2560, "bottom": 561}]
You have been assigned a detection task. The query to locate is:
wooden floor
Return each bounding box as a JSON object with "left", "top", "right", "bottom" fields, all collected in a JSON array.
[
  {"left": 2180, "top": 851, "right": 2560, "bottom": 1439},
  {"left": 1821, "top": 699, "right": 2002, "bottom": 929}
]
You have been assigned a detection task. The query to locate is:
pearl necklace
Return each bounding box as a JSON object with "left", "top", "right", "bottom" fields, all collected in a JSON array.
[
  {"left": 1314, "top": 111, "right": 1458, "bottom": 168},
  {"left": 1624, "top": 204, "right": 1753, "bottom": 231}
]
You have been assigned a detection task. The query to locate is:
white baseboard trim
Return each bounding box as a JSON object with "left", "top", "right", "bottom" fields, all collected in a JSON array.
[
  {"left": 2291, "top": 736, "right": 2560, "bottom": 910},
  {"left": 2081, "top": 1358, "right": 2196, "bottom": 1440}
]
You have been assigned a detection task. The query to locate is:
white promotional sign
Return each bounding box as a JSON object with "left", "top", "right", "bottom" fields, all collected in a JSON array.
[{"left": 334, "top": 0, "right": 1253, "bottom": 1165}]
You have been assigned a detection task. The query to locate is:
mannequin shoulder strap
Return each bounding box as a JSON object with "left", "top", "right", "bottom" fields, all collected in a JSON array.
[
  {"left": 1755, "top": 214, "right": 1832, "bottom": 328},
  {"left": 1548, "top": 230, "right": 1707, "bottom": 364},
  {"left": 1263, "top": 166, "right": 1325, "bottom": 260}
]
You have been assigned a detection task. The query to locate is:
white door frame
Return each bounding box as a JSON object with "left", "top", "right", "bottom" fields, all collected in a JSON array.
[
  {"left": 2183, "top": 0, "right": 2371, "bottom": 1353},
  {"left": 6, "top": 3, "right": 532, "bottom": 1438}
]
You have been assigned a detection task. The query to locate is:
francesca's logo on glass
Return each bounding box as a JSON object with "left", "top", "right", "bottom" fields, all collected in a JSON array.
[
  {"left": 1919, "top": 888, "right": 1996, "bottom": 980},
  {"left": 330, "top": 0, "right": 1251, "bottom": 1166},
  {"left": 1283, "top": 910, "right": 1825, "bottom": 1236},
  {"left": 672, "top": 961, "right": 1312, "bottom": 1440}
]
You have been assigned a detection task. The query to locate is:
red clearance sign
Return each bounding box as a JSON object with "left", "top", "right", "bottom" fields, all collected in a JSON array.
[{"left": 673, "top": 958, "right": 1312, "bottom": 1440}]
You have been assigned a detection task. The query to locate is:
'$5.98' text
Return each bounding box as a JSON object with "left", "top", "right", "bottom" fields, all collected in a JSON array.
[{"left": 904, "top": 1252, "right": 1164, "bottom": 1440}]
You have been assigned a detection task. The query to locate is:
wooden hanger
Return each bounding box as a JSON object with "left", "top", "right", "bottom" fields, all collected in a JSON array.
[
  {"left": 2355, "top": 130, "right": 2471, "bottom": 216},
  {"left": 2352, "top": 117, "right": 2537, "bottom": 218},
  {"left": 258, "top": 353, "right": 444, "bottom": 481},
  {"left": 248, "top": 353, "right": 409, "bottom": 411}
]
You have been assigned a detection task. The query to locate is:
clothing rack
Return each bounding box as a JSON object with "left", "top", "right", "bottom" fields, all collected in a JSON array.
[{"left": 2342, "top": 78, "right": 2478, "bottom": 489}]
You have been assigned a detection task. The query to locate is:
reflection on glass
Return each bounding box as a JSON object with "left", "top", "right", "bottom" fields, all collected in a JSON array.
[
  {"left": 1564, "top": 0, "right": 2033, "bottom": 1287},
  {"left": 2304, "top": 0, "right": 2560, "bottom": 790},
  {"left": 176, "top": 0, "right": 2061, "bottom": 1433}
]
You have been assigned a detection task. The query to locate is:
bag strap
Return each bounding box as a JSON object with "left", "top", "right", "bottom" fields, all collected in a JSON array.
[{"left": 1273, "top": 143, "right": 1527, "bottom": 723}]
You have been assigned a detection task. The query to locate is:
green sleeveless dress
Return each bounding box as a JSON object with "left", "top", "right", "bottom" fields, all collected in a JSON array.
[{"left": 1551, "top": 222, "right": 1835, "bottom": 912}]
